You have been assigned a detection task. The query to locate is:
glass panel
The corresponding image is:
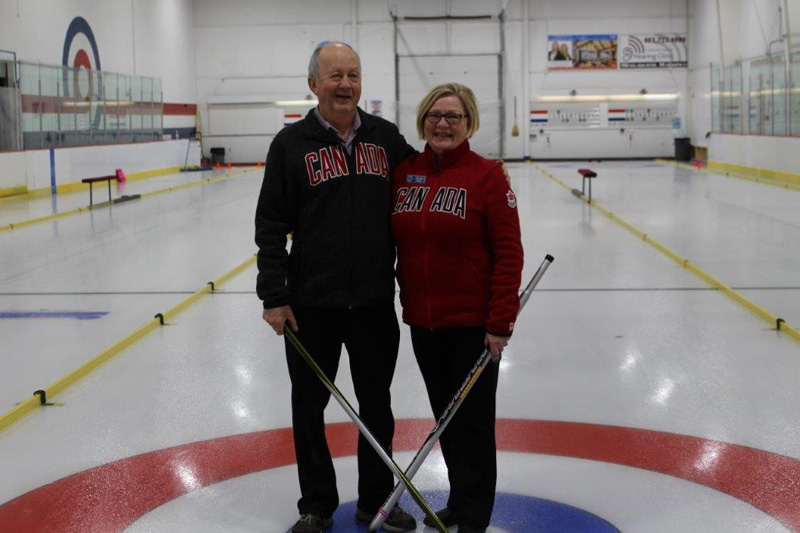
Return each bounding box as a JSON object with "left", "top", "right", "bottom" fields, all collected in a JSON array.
[
  {"left": 91, "top": 68, "right": 105, "bottom": 144},
  {"left": 41, "top": 64, "right": 61, "bottom": 147},
  {"left": 14, "top": 60, "right": 163, "bottom": 149},
  {"left": 153, "top": 77, "right": 163, "bottom": 138},
  {"left": 118, "top": 73, "right": 132, "bottom": 143},
  {"left": 749, "top": 61, "right": 762, "bottom": 135},
  {"left": 791, "top": 49, "right": 799, "bottom": 136},
  {"left": 772, "top": 53, "right": 786, "bottom": 136},
  {"left": 18, "top": 61, "right": 40, "bottom": 148},
  {"left": 718, "top": 65, "right": 742, "bottom": 134},
  {"left": 141, "top": 77, "right": 152, "bottom": 134},
  {"left": 0, "top": 86, "right": 22, "bottom": 151},
  {"left": 103, "top": 72, "right": 119, "bottom": 143},
  {"left": 711, "top": 66, "right": 721, "bottom": 133}
]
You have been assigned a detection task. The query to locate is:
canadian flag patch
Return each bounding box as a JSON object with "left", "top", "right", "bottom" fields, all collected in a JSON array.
[{"left": 506, "top": 190, "right": 517, "bottom": 208}]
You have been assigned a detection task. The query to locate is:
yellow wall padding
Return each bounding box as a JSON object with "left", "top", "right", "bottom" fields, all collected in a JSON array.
[
  {"left": 0, "top": 186, "right": 29, "bottom": 199},
  {"left": 655, "top": 159, "right": 800, "bottom": 191}
]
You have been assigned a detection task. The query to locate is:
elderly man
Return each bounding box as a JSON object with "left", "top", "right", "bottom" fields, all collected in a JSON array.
[{"left": 255, "top": 41, "right": 417, "bottom": 532}]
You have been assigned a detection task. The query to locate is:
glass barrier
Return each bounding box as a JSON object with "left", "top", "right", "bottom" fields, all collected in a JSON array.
[
  {"left": 791, "top": 50, "right": 800, "bottom": 137},
  {"left": 749, "top": 54, "right": 788, "bottom": 136},
  {"left": 0, "top": 86, "right": 22, "bottom": 151},
  {"left": 714, "top": 48, "right": 800, "bottom": 137},
  {"left": 12, "top": 61, "right": 162, "bottom": 150},
  {"left": 712, "top": 64, "right": 743, "bottom": 134}
]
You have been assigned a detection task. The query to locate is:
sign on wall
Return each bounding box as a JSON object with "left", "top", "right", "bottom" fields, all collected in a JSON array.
[
  {"left": 547, "top": 35, "right": 618, "bottom": 70},
  {"left": 367, "top": 99, "right": 383, "bottom": 117},
  {"left": 619, "top": 34, "right": 687, "bottom": 68}
]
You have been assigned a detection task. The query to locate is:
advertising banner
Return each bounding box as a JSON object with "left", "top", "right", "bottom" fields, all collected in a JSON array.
[
  {"left": 547, "top": 35, "right": 618, "bottom": 70},
  {"left": 619, "top": 34, "right": 688, "bottom": 68}
]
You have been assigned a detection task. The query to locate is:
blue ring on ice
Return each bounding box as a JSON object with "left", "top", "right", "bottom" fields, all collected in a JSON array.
[{"left": 332, "top": 490, "right": 620, "bottom": 532}]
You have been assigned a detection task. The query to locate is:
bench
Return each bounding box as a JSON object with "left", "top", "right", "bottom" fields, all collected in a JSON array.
[
  {"left": 578, "top": 168, "right": 597, "bottom": 202},
  {"left": 81, "top": 175, "right": 118, "bottom": 207}
]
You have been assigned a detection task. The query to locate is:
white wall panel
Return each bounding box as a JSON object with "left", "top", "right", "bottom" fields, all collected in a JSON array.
[
  {"left": 25, "top": 150, "right": 52, "bottom": 191},
  {"left": 450, "top": 23, "right": 502, "bottom": 54},
  {"left": 391, "top": 0, "right": 448, "bottom": 19},
  {"left": 532, "top": 0, "right": 688, "bottom": 20},
  {"left": 57, "top": 140, "right": 189, "bottom": 185},
  {"left": 689, "top": 68, "right": 713, "bottom": 146},
  {"left": 738, "top": 0, "right": 778, "bottom": 59},
  {"left": 504, "top": 20, "right": 526, "bottom": 158},
  {"left": 207, "top": 106, "right": 280, "bottom": 136},
  {"left": 530, "top": 128, "right": 674, "bottom": 159},
  {"left": 689, "top": 0, "right": 722, "bottom": 149},
  {"left": 396, "top": 24, "right": 450, "bottom": 56},
  {"left": 133, "top": 0, "right": 196, "bottom": 103},
  {"left": 358, "top": 22, "right": 396, "bottom": 97},
  {"left": 709, "top": 134, "right": 800, "bottom": 174},
  {"left": 357, "top": 2, "right": 393, "bottom": 22},
  {"left": 399, "top": 55, "right": 502, "bottom": 158},
  {"left": 791, "top": 0, "right": 800, "bottom": 32},
  {"left": 0, "top": 140, "right": 193, "bottom": 192},
  {"left": 194, "top": 0, "right": 351, "bottom": 27},
  {"left": 202, "top": 135, "right": 272, "bottom": 164},
  {"left": 0, "top": 0, "right": 196, "bottom": 100},
  {"left": 197, "top": 78, "right": 309, "bottom": 101},
  {"left": 690, "top": 0, "right": 720, "bottom": 67},
  {"left": 397, "top": 21, "right": 500, "bottom": 56},
  {"left": 0, "top": 152, "right": 29, "bottom": 191},
  {"left": 195, "top": 25, "right": 345, "bottom": 79},
  {"left": 0, "top": 0, "right": 135, "bottom": 72}
]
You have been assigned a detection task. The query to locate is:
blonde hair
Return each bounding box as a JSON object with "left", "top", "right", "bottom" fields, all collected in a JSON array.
[{"left": 416, "top": 82, "right": 480, "bottom": 140}]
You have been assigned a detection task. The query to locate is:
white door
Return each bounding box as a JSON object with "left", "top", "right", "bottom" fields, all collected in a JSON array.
[{"left": 398, "top": 54, "right": 502, "bottom": 159}]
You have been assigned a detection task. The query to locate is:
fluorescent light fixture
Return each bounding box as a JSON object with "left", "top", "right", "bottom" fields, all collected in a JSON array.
[
  {"left": 276, "top": 100, "right": 318, "bottom": 106},
  {"left": 749, "top": 88, "right": 797, "bottom": 96},
  {"left": 535, "top": 93, "right": 679, "bottom": 103}
]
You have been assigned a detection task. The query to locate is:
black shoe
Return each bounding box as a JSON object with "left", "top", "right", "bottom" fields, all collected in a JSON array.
[
  {"left": 458, "top": 527, "right": 486, "bottom": 533},
  {"left": 423, "top": 507, "right": 459, "bottom": 527},
  {"left": 355, "top": 506, "right": 417, "bottom": 532},
  {"left": 291, "top": 514, "right": 333, "bottom": 532}
]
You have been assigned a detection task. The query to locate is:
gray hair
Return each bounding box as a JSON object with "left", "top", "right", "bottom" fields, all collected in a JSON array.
[{"left": 308, "top": 41, "right": 358, "bottom": 79}]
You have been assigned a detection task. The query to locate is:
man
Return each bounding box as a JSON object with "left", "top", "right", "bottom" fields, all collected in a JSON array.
[{"left": 255, "top": 41, "right": 417, "bottom": 532}]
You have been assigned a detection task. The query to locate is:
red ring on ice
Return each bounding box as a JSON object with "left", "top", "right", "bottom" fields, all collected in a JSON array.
[{"left": 0, "top": 419, "right": 798, "bottom": 530}]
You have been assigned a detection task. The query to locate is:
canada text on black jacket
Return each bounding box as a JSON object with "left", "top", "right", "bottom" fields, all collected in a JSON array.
[{"left": 255, "top": 108, "right": 416, "bottom": 309}]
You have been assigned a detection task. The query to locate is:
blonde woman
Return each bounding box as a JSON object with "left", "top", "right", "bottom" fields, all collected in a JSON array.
[{"left": 391, "top": 83, "right": 524, "bottom": 532}]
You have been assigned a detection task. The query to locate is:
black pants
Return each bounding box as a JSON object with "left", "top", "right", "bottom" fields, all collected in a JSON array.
[
  {"left": 284, "top": 304, "right": 400, "bottom": 518},
  {"left": 410, "top": 326, "right": 498, "bottom": 528}
]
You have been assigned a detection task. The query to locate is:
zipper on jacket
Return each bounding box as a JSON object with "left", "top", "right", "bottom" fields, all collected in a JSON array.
[
  {"left": 422, "top": 171, "right": 438, "bottom": 328},
  {"left": 347, "top": 146, "right": 356, "bottom": 309}
]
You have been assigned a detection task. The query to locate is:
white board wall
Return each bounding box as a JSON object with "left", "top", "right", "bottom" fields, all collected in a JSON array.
[
  {"left": 0, "top": 140, "right": 195, "bottom": 193},
  {"left": 193, "top": 0, "right": 692, "bottom": 161}
]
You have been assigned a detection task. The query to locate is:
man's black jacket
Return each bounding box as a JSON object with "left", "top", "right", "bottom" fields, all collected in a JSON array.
[{"left": 255, "top": 108, "right": 416, "bottom": 309}]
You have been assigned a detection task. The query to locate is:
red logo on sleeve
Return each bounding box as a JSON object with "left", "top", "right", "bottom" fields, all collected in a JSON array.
[{"left": 506, "top": 190, "right": 517, "bottom": 208}]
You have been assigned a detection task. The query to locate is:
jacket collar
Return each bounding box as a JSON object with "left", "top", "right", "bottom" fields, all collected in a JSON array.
[
  {"left": 301, "top": 107, "right": 376, "bottom": 143},
  {"left": 423, "top": 139, "right": 470, "bottom": 171}
]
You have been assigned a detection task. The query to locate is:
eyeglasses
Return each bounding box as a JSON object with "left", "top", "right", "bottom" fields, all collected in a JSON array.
[{"left": 424, "top": 112, "right": 468, "bottom": 125}]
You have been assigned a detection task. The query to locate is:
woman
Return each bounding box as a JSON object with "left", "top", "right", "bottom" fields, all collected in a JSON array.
[{"left": 391, "top": 83, "right": 524, "bottom": 532}]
